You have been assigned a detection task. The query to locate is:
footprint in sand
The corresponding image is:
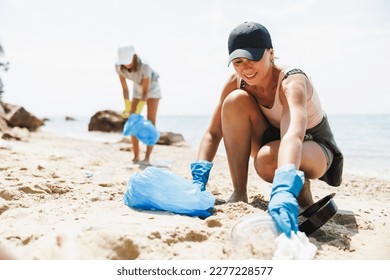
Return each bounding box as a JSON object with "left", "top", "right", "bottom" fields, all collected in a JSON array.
[
  {"left": 0, "top": 187, "right": 24, "bottom": 200},
  {"left": 98, "top": 183, "right": 114, "bottom": 188},
  {"left": 332, "top": 210, "right": 357, "bottom": 226},
  {"left": 181, "top": 230, "right": 209, "bottom": 242},
  {"left": 148, "top": 231, "right": 162, "bottom": 240},
  {"left": 111, "top": 237, "right": 140, "bottom": 260},
  {"left": 0, "top": 197, "right": 9, "bottom": 214},
  {"left": 206, "top": 219, "right": 222, "bottom": 228},
  {"left": 163, "top": 229, "right": 209, "bottom": 245},
  {"left": 19, "top": 184, "right": 51, "bottom": 194}
]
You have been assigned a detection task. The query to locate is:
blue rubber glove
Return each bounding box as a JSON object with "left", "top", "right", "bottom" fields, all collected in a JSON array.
[
  {"left": 190, "top": 160, "right": 214, "bottom": 191},
  {"left": 268, "top": 164, "right": 304, "bottom": 238}
]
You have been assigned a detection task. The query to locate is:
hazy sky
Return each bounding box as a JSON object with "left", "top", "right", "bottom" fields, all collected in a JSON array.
[{"left": 1, "top": 0, "right": 389, "bottom": 117}]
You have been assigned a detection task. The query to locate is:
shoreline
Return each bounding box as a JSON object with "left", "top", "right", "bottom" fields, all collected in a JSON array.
[
  {"left": 1, "top": 131, "right": 390, "bottom": 260},
  {"left": 40, "top": 114, "right": 390, "bottom": 182}
]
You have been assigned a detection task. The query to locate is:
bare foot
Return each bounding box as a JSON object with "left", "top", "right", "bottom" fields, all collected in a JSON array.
[
  {"left": 297, "top": 179, "right": 314, "bottom": 208},
  {"left": 138, "top": 159, "right": 151, "bottom": 166},
  {"left": 227, "top": 191, "right": 248, "bottom": 203}
]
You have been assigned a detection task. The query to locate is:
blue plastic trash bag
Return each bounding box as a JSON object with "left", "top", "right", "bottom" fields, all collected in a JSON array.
[
  {"left": 123, "top": 114, "right": 160, "bottom": 146},
  {"left": 123, "top": 166, "right": 215, "bottom": 217},
  {"left": 123, "top": 114, "right": 143, "bottom": 136},
  {"left": 135, "top": 119, "right": 160, "bottom": 146}
]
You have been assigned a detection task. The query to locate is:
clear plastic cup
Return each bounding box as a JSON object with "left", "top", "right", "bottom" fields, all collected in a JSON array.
[{"left": 230, "top": 213, "right": 280, "bottom": 259}]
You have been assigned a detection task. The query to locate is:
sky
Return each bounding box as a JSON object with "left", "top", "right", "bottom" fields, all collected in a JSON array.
[{"left": 0, "top": 0, "right": 389, "bottom": 118}]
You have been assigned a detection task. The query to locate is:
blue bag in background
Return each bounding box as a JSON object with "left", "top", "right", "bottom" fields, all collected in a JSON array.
[
  {"left": 123, "top": 166, "right": 215, "bottom": 217},
  {"left": 123, "top": 114, "right": 160, "bottom": 146}
]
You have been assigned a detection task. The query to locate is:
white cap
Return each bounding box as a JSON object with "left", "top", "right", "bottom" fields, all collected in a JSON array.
[{"left": 116, "top": 45, "right": 135, "bottom": 65}]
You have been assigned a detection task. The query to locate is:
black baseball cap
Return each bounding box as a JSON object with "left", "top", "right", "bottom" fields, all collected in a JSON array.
[{"left": 228, "top": 22, "right": 273, "bottom": 64}]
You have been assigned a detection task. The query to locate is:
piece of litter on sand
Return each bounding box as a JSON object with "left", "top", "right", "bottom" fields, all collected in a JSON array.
[
  {"left": 85, "top": 169, "right": 115, "bottom": 178},
  {"left": 273, "top": 231, "right": 317, "bottom": 260}
]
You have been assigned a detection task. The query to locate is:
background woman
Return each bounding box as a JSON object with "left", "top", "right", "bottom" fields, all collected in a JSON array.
[{"left": 116, "top": 45, "right": 161, "bottom": 164}]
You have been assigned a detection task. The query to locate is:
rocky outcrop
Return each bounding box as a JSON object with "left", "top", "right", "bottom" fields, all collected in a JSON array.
[
  {"left": 157, "top": 132, "right": 186, "bottom": 146},
  {"left": 0, "top": 117, "right": 8, "bottom": 133},
  {"left": 0, "top": 102, "right": 44, "bottom": 131},
  {"left": 88, "top": 110, "right": 187, "bottom": 146},
  {"left": 65, "top": 116, "right": 75, "bottom": 121},
  {"left": 88, "top": 110, "right": 126, "bottom": 133},
  {"left": 0, "top": 101, "right": 44, "bottom": 140}
]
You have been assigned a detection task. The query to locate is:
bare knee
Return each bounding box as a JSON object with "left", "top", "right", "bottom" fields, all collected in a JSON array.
[
  {"left": 222, "top": 90, "right": 255, "bottom": 115},
  {"left": 254, "top": 147, "right": 277, "bottom": 183},
  {"left": 224, "top": 89, "right": 251, "bottom": 102},
  {"left": 300, "top": 141, "right": 328, "bottom": 179}
]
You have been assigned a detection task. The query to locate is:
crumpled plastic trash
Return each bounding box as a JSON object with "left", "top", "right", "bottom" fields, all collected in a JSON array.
[
  {"left": 123, "top": 166, "right": 215, "bottom": 217},
  {"left": 273, "top": 231, "right": 318, "bottom": 260},
  {"left": 123, "top": 114, "right": 160, "bottom": 146}
]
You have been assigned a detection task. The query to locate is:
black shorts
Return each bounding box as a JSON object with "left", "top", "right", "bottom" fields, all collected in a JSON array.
[{"left": 260, "top": 123, "right": 334, "bottom": 172}]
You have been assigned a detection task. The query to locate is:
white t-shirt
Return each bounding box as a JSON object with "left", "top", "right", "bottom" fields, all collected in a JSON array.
[{"left": 116, "top": 57, "right": 161, "bottom": 99}]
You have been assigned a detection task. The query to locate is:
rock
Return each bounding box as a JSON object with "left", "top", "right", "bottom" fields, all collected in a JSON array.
[
  {"left": 0, "top": 101, "right": 6, "bottom": 119},
  {"left": 1, "top": 126, "right": 29, "bottom": 141},
  {"left": 88, "top": 110, "right": 126, "bottom": 133},
  {"left": 65, "top": 116, "right": 75, "bottom": 121},
  {"left": 88, "top": 111, "right": 187, "bottom": 146},
  {"left": 0, "top": 117, "right": 8, "bottom": 133},
  {"left": 157, "top": 131, "right": 186, "bottom": 146},
  {"left": 0, "top": 102, "right": 9, "bottom": 134},
  {"left": 2, "top": 102, "right": 43, "bottom": 131}
]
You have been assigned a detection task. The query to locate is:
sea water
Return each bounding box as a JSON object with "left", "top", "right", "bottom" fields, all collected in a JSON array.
[{"left": 40, "top": 114, "right": 390, "bottom": 181}]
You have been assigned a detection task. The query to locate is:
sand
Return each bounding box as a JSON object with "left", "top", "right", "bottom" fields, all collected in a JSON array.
[{"left": 0, "top": 131, "right": 389, "bottom": 260}]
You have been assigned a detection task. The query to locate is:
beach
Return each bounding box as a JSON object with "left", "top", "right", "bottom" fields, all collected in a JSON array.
[{"left": 1, "top": 131, "right": 390, "bottom": 260}]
